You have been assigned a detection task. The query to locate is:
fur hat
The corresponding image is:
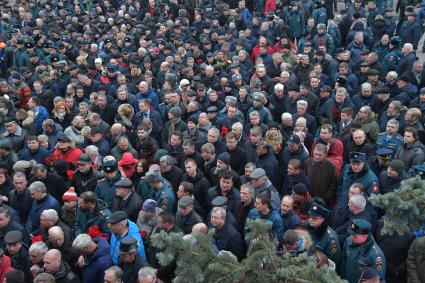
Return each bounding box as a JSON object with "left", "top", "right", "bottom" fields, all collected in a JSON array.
[
  {"left": 117, "top": 104, "right": 134, "bottom": 127},
  {"left": 22, "top": 110, "right": 35, "bottom": 127}
]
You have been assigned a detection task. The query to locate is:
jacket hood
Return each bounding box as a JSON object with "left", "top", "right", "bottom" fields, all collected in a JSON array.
[
  {"left": 118, "top": 152, "right": 138, "bottom": 165},
  {"left": 351, "top": 19, "right": 367, "bottom": 31},
  {"left": 22, "top": 110, "right": 35, "bottom": 126},
  {"left": 372, "top": 18, "right": 386, "bottom": 28}
]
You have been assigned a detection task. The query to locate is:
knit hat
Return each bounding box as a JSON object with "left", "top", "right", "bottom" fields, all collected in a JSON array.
[
  {"left": 295, "top": 117, "right": 307, "bottom": 128},
  {"left": 292, "top": 183, "right": 308, "bottom": 196},
  {"left": 388, "top": 159, "right": 405, "bottom": 174},
  {"left": 217, "top": 152, "right": 231, "bottom": 165},
  {"left": 187, "top": 115, "right": 198, "bottom": 125},
  {"left": 62, "top": 187, "right": 78, "bottom": 201},
  {"left": 142, "top": 199, "right": 157, "bottom": 212}
]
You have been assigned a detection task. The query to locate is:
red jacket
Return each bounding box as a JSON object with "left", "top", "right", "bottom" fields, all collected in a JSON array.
[
  {"left": 264, "top": 0, "right": 276, "bottom": 15},
  {"left": 0, "top": 255, "right": 14, "bottom": 283},
  {"left": 53, "top": 147, "right": 83, "bottom": 166}
]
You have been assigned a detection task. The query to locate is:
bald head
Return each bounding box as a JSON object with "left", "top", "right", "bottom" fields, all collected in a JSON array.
[
  {"left": 192, "top": 223, "right": 208, "bottom": 235},
  {"left": 43, "top": 249, "right": 62, "bottom": 274}
]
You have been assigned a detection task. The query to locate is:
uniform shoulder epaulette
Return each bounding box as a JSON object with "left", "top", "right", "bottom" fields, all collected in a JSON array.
[{"left": 97, "top": 178, "right": 105, "bottom": 183}]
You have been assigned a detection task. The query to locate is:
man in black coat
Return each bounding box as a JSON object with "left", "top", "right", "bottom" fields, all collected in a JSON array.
[
  {"left": 8, "top": 172, "right": 32, "bottom": 225},
  {"left": 378, "top": 159, "right": 408, "bottom": 194},
  {"left": 38, "top": 249, "right": 80, "bottom": 283},
  {"left": 174, "top": 196, "right": 203, "bottom": 235},
  {"left": 71, "top": 153, "right": 104, "bottom": 195},
  {"left": 4, "top": 230, "right": 32, "bottom": 282},
  {"left": 31, "top": 164, "right": 67, "bottom": 205},
  {"left": 118, "top": 237, "right": 147, "bottom": 283},
  {"left": 159, "top": 155, "right": 183, "bottom": 193},
  {"left": 225, "top": 132, "right": 247, "bottom": 175},
  {"left": 0, "top": 207, "right": 29, "bottom": 250},
  {"left": 207, "top": 172, "right": 240, "bottom": 215},
  {"left": 112, "top": 178, "right": 143, "bottom": 223},
  {"left": 210, "top": 206, "right": 243, "bottom": 261}
]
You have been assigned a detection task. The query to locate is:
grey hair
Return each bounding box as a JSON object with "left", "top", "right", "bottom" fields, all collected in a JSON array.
[
  {"left": 297, "top": 100, "right": 308, "bottom": 108},
  {"left": 105, "top": 266, "right": 123, "bottom": 280},
  {"left": 232, "top": 122, "right": 243, "bottom": 130},
  {"left": 160, "top": 155, "right": 174, "bottom": 166},
  {"left": 387, "top": 71, "right": 398, "bottom": 78},
  {"left": 29, "top": 181, "right": 47, "bottom": 193},
  {"left": 201, "top": 143, "right": 215, "bottom": 154},
  {"left": 249, "top": 111, "right": 260, "bottom": 119},
  {"left": 208, "top": 127, "right": 220, "bottom": 136},
  {"left": 29, "top": 241, "right": 49, "bottom": 254},
  {"left": 72, "top": 233, "right": 94, "bottom": 249},
  {"left": 240, "top": 183, "right": 254, "bottom": 195},
  {"left": 281, "top": 112, "right": 292, "bottom": 120},
  {"left": 211, "top": 207, "right": 226, "bottom": 219},
  {"left": 41, "top": 209, "right": 59, "bottom": 221},
  {"left": 85, "top": 145, "right": 99, "bottom": 155},
  {"left": 387, "top": 119, "right": 399, "bottom": 128},
  {"left": 361, "top": 82, "right": 372, "bottom": 90},
  {"left": 274, "top": 83, "right": 284, "bottom": 91},
  {"left": 138, "top": 267, "right": 157, "bottom": 280},
  {"left": 350, "top": 194, "right": 366, "bottom": 210}
]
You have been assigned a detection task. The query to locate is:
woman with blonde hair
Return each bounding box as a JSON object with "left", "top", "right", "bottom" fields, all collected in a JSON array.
[{"left": 52, "top": 100, "right": 75, "bottom": 129}]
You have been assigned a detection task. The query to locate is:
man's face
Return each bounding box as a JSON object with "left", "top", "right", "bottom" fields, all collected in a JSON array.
[
  {"left": 208, "top": 131, "right": 219, "bottom": 143},
  {"left": 362, "top": 88, "right": 372, "bottom": 97},
  {"left": 30, "top": 250, "right": 44, "bottom": 264},
  {"left": 6, "top": 242, "right": 22, "bottom": 255},
  {"left": 320, "top": 129, "right": 332, "bottom": 143},
  {"left": 240, "top": 187, "right": 252, "bottom": 203},
  {"left": 227, "top": 138, "right": 237, "bottom": 151},
  {"left": 220, "top": 178, "right": 233, "bottom": 193},
  {"left": 185, "top": 162, "right": 197, "bottom": 176},
  {"left": 386, "top": 123, "right": 398, "bottom": 135},
  {"left": 353, "top": 131, "right": 366, "bottom": 145},
  {"left": 288, "top": 143, "right": 299, "bottom": 152},
  {"left": 43, "top": 253, "right": 61, "bottom": 274},
  {"left": 178, "top": 204, "right": 193, "bottom": 216},
  {"left": 308, "top": 216, "right": 324, "bottom": 228},
  {"left": 170, "top": 135, "right": 181, "bottom": 147},
  {"left": 313, "top": 149, "right": 326, "bottom": 163},
  {"left": 104, "top": 270, "right": 121, "bottom": 283},
  {"left": 251, "top": 176, "right": 266, "bottom": 188},
  {"left": 210, "top": 211, "right": 225, "bottom": 228},
  {"left": 5, "top": 122, "right": 17, "bottom": 134},
  {"left": 281, "top": 198, "right": 293, "bottom": 214},
  {"left": 297, "top": 105, "right": 307, "bottom": 115},
  {"left": 287, "top": 164, "right": 298, "bottom": 176},
  {"left": 352, "top": 233, "right": 368, "bottom": 245},
  {"left": 13, "top": 176, "right": 27, "bottom": 192},
  {"left": 0, "top": 213, "right": 10, "bottom": 228},
  {"left": 351, "top": 162, "right": 365, "bottom": 173},
  {"left": 404, "top": 131, "right": 415, "bottom": 144},
  {"left": 48, "top": 232, "right": 64, "bottom": 248},
  {"left": 387, "top": 166, "right": 399, "bottom": 178},
  {"left": 97, "top": 96, "right": 107, "bottom": 107}
]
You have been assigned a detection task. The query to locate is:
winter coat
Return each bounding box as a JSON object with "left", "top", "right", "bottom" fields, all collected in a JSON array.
[
  {"left": 82, "top": 237, "right": 113, "bottom": 283},
  {"left": 282, "top": 171, "right": 312, "bottom": 196},
  {"left": 281, "top": 210, "right": 302, "bottom": 231},
  {"left": 120, "top": 255, "right": 147, "bottom": 283},
  {"left": 338, "top": 164, "right": 379, "bottom": 199},
  {"left": 395, "top": 141, "right": 425, "bottom": 171},
  {"left": 379, "top": 170, "right": 408, "bottom": 194},
  {"left": 399, "top": 20, "right": 422, "bottom": 50},
  {"left": 71, "top": 168, "right": 104, "bottom": 195},
  {"left": 27, "top": 194, "right": 60, "bottom": 232},
  {"left": 181, "top": 170, "right": 210, "bottom": 213},
  {"left": 308, "top": 223, "right": 341, "bottom": 267},
  {"left": 246, "top": 208, "right": 284, "bottom": 244},
  {"left": 74, "top": 207, "right": 110, "bottom": 238},
  {"left": 111, "top": 192, "right": 142, "bottom": 222},
  {"left": 8, "top": 189, "right": 32, "bottom": 224},
  {"left": 110, "top": 220, "right": 146, "bottom": 265},
  {"left": 52, "top": 147, "right": 83, "bottom": 167},
  {"left": 336, "top": 209, "right": 377, "bottom": 245},
  {"left": 341, "top": 235, "right": 386, "bottom": 283},
  {"left": 227, "top": 146, "right": 248, "bottom": 175},
  {"left": 305, "top": 158, "right": 337, "bottom": 205},
  {"left": 6, "top": 244, "right": 31, "bottom": 282},
  {"left": 207, "top": 186, "right": 240, "bottom": 215},
  {"left": 213, "top": 222, "right": 243, "bottom": 261},
  {"left": 256, "top": 149, "right": 279, "bottom": 186},
  {"left": 0, "top": 126, "right": 27, "bottom": 153},
  {"left": 21, "top": 147, "right": 50, "bottom": 164},
  {"left": 30, "top": 173, "right": 68, "bottom": 204},
  {"left": 175, "top": 210, "right": 203, "bottom": 234},
  {"left": 253, "top": 179, "right": 281, "bottom": 209},
  {"left": 161, "top": 165, "right": 183, "bottom": 192},
  {"left": 95, "top": 173, "right": 123, "bottom": 207},
  {"left": 0, "top": 219, "right": 29, "bottom": 249},
  {"left": 137, "top": 181, "right": 176, "bottom": 212},
  {"left": 407, "top": 236, "right": 425, "bottom": 283},
  {"left": 375, "top": 220, "right": 414, "bottom": 283},
  {"left": 313, "top": 139, "right": 345, "bottom": 176}
]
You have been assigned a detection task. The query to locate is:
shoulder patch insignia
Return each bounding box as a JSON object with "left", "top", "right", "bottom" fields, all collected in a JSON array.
[
  {"left": 376, "top": 256, "right": 383, "bottom": 271},
  {"left": 330, "top": 240, "right": 337, "bottom": 254},
  {"left": 372, "top": 182, "right": 379, "bottom": 193}
]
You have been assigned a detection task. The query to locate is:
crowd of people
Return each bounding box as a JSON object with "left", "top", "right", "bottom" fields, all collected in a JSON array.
[{"left": 0, "top": 0, "right": 425, "bottom": 282}]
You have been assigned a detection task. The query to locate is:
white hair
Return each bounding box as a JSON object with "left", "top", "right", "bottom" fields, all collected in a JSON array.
[
  {"left": 29, "top": 181, "right": 46, "bottom": 193},
  {"left": 85, "top": 145, "right": 99, "bottom": 155},
  {"left": 350, "top": 194, "right": 366, "bottom": 210},
  {"left": 281, "top": 112, "right": 292, "bottom": 120},
  {"left": 41, "top": 209, "right": 59, "bottom": 221},
  {"left": 29, "top": 241, "right": 49, "bottom": 254},
  {"left": 274, "top": 83, "right": 284, "bottom": 91},
  {"left": 72, "top": 233, "right": 94, "bottom": 249},
  {"left": 297, "top": 100, "right": 308, "bottom": 108}
]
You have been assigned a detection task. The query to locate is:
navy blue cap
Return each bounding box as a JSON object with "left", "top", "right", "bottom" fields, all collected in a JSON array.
[
  {"left": 376, "top": 148, "right": 393, "bottom": 159},
  {"left": 350, "top": 152, "right": 366, "bottom": 163},
  {"left": 308, "top": 203, "right": 330, "bottom": 218}
]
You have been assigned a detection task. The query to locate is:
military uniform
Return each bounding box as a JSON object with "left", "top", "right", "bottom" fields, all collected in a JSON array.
[
  {"left": 95, "top": 160, "right": 123, "bottom": 207},
  {"left": 383, "top": 48, "right": 402, "bottom": 73},
  {"left": 376, "top": 133, "right": 403, "bottom": 152},
  {"left": 307, "top": 204, "right": 341, "bottom": 267},
  {"left": 313, "top": 32, "right": 335, "bottom": 55},
  {"left": 341, "top": 219, "right": 386, "bottom": 283}
]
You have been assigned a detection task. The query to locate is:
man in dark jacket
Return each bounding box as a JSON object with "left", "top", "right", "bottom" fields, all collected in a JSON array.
[
  {"left": 378, "top": 159, "right": 408, "bottom": 194},
  {"left": 175, "top": 196, "right": 203, "bottom": 234},
  {"left": 0, "top": 207, "right": 29, "bottom": 249},
  {"left": 72, "top": 234, "right": 113, "bottom": 283},
  {"left": 210, "top": 206, "right": 243, "bottom": 261},
  {"left": 71, "top": 154, "right": 104, "bottom": 195},
  {"left": 234, "top": 184, "right": 255, "bottom": 236},
  {"left": 4, "top": 230, "right": 32, "bottom": 282},
  {"left": 159, "top": 155, "right": 183, "bottom": 193},
  {"left": 280, "top": 195, "right": 302, "bottom": 231},
  {"left": 225, "top": 132, "right": 247, "bottom": 175},
  {"left": 117, "top": 237, "right": 147, "bottom": 283},
  {"left": 8, "top": 172, "right": 32, "bottom": 225},
  {"left": 255, "top": 141, "right": 278, "bottom": 186},
  {"left": 112, "top": 178, "right": 143, "bottom": 223},
  {"left": 31, "top": 164, "right": 68, "bottom": 205},
  {"left": 207, "top": 172, "right": 240, "bottom": 215},
  {"left": 39, "top": 249, "right": 80, "bottom": 283}
]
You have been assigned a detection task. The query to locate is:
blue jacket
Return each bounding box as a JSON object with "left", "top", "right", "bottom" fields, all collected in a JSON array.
[
  {"left": 95, "top": 173, "right": 123, "bottom": 207},
  {"left": 45, "top": 124, "right": 64, "bottom": 151},
  {"left": 134, "top": 89, "right": 159, "bottom": 111},
  {"left": 376, "top": 132, "right": 403, "bottom": 152},
  {"left": 27, "top": 194, "right": 60, "bottom": 232},
  {"left": 83, "top": 237, "right": 113, "bottom": 283},
  {"left": 312, "top": 7, "right": 327, "bottom": 25},
  {"left": 399, "top": 20, "right": 422, "bottom": 49},
  {"left": 109, "top": 220, "right": 146, "bottom": 265},
  {"left": 246, "top": 208, "right": 284, "bottom": 243},
  {"left": 32, "top": 106, "right": 49, "bottom": 135},
  {"left": 287, "top": 11, "right": 305, "bottom": 39},
  {"left": 338, "top": 165, "right": 379, "bottom": 199},
  {"left": 21, "top": 147, "right": 50, "bottom": 164},
  {"left": 281, "top": 210, "right": 301, "bottom": 231}
]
